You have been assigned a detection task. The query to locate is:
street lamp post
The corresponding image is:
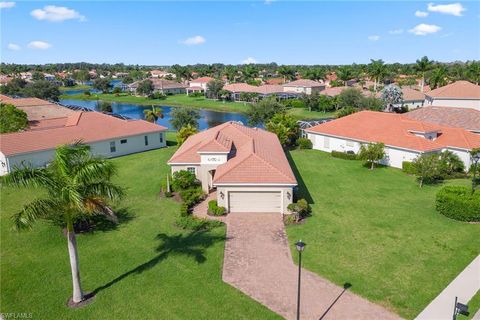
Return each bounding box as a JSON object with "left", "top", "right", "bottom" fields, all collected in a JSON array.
[{"left": 295, "top": 240, "right": 306, "bottom": 320}]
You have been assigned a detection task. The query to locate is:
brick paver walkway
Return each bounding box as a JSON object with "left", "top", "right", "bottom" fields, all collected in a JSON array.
[{"left": 221, "top": 212, "right": 402, "bottom": 320}]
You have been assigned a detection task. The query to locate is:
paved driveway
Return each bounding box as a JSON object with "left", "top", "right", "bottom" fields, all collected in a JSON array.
[{"left": 222, "top": 213, "right": 402, "bottom": 320}]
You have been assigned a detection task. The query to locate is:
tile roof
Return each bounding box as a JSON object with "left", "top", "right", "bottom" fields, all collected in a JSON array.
[
  {"left": 0, "top": 97, "right": 76, "bottom": 121},
  {"left": 306, "top": 110, "right": 480, "bottom": 152},
  {"left": 426, "top": 81, "right": 480, "bottom": 99},
  {"left": 191, "top": 76, "right": 214, "bottom": 83},
  {"left": 402, "top": 87, "right": 426, "bottom": 101},
  {"left": 283, "top": 79, "right": 324, "bottom": 88},
  {"left": 405, "top": 106, "right": 480, "bottom": 132},
  {"left": 223, "top": 83, "right": 259, "bottom": 93},
  {"left": 0, "top": 112, "right": 167, "bottom": 156},
  {"left": 168, "top": 122, "right": 297, "bottom": 185}
]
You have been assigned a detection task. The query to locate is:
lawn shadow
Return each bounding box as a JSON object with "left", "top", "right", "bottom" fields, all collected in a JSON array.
[
  {"left": 91, "top": 230, "right": 225, "bottom": 296},
  {"left": 75, "top": 208, "right": 135, "bottom": 234},
  {"left": 318, "top": 282, "right": 352, "bottom": 320},
  {"left": 286, "top": 150, "right": 314, "bottom": 204}
]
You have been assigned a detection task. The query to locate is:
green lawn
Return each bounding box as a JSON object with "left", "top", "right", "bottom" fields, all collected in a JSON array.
[
  {"left": 0, "top": 143, "right": 280, "bottom": 319},
  {"left": 458, "top": 290, "right": 480, "bottom": 320},
  {"left": 60, "top": 92, "right": 334, "bottom": 120},
  {"left": 59, "top": 84, "right": 92, "bottom": 91},
  {"left": 286, "top": 149, "right": 480, "bottom": 319}
]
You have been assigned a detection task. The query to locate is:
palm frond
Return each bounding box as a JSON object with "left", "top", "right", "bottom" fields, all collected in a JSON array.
[
  {"left": 55, "top": 141, "right": 90, "bottom": 176},
  {"left": 11, "top": 198, "right": 60, "bottom": 230},
  {"left": 73, "top": 157, "right": 117, "bottom": 184},
  {"left": 84, "top": 197, "right": 118, "bottom": 223},
  {"left": 83, "top": 182, "right": 124, "bottom": 201},
  {"left": 1, "top": 166, "right": 54, "bottom": 190}
]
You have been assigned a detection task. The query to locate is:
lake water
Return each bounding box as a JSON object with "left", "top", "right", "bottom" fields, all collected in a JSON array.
[{"left": 59, "top": 98, "right": 250, "bottom": 130}]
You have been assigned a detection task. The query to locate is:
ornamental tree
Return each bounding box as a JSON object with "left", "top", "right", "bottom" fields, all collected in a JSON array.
[{"left": 358, "top": 142, "right": 386, "bottom": 170}]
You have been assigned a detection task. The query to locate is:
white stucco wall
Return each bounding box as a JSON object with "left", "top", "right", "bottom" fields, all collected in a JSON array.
[
  {"left": 427, "top": 98, "right": 480, "bottom": 110},
  {"left": 216, "top": 185, "right": 294, "bottom": 213},
  {"left": 307, "top": 132, "right": 420, "bottom": 169},
  {"left": 2, "top": 131, "right": 166, "bottom": 175}
]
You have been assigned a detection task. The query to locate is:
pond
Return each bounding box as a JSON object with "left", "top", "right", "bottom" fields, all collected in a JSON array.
[{"left": 59, "top": 99, "right": 251, "bottom": 130}]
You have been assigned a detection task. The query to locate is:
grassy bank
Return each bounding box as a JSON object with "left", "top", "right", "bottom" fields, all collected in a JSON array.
[
  {"left": 60, "top": 92, "right": 336, "bottom": 120},
  {"left": 59, "top": 84, "right": 93, "bottom": 91},
  {"left": 286, "top": 149, "right": 479, "bottom": 319}
]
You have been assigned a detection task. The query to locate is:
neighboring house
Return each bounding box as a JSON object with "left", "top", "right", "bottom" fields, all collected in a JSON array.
[
  {"left": 167, "top": 122, "right": 297, "bottom": 213},
  {"left": 43, "top": 73, "right": 56, "bottom": 81},
  {"left": 283, "top": 79, "right": 325, "bottom": 95},
  {"left": 0, "top": 97, "right": 76, "bottom": 121},
  {"left": 189, "top": 76, "right": 214, "bottom": 90},
  {"left": 305, "top": 110, "right": 480, "bottom": 169},
  {"left": 128, "top": 78, "right": 188, "bottom": 95},
  {"left": 425, "top": 81, "right": 480, "bottom": 110},
  {"left": 150, "top": 69, "right": 176, "bottom": 79},
  {"left": 400, "top": 87, "right": 426, "bottom": 110},
  {"left": 20, "top": 72, "right": 32, "bottom": 80},
  {"left": 405, "top": 106, "right": 480, "bottom": 134},
  {"left": 223, "top": 83, "right": 299, "bottom": 100},
  {"left": 0, "top": 111, "right": 167, "bottom": 176},
  {"left": 0, "top": 75, "right": 13, "bottom": 86}
]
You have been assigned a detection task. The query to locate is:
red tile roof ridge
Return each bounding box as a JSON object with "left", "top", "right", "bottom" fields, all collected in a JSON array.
[{"left": 212, "top": 150, "right": 253, "bottom": 182}]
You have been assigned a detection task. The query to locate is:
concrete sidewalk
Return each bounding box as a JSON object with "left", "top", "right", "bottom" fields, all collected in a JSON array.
[{"left": 415, "top": 255, "right": 480, "bottom": 320}]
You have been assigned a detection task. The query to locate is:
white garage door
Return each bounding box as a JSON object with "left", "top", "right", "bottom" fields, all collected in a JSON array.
[{"left": 228, "top": 191, "right": 281, "bottom": 213}]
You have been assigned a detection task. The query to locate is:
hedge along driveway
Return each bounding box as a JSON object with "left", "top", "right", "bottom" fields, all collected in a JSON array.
[{"left": 286, "top": 149, "right": 480, "bottom": 319}]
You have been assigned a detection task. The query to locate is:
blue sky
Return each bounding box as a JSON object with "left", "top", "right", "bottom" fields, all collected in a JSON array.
[{"left": 1, "top": 1, "right": 479, "bottom": 65}]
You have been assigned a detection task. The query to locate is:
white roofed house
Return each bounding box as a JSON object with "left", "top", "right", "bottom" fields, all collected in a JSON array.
[
  {"left": 283, "top": 79, "right": 325, "bottom": 95},
  {"left": 425, "top": 81, "right": 480, "bottom": 110},
  {"left": 128, "top": 78, "right": 188, "bottom": 95}
]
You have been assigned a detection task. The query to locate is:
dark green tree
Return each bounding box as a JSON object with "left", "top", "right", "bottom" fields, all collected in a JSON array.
[
  {"left": 169, "top": 107, "right": 200, "bottom": 130},
  {"left": 0, "top": 103, "right": 29, "bottom": 133}
]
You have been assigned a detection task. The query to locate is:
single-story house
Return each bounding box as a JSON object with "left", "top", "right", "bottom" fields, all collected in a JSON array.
[
  {"left": 0, "top": 111, "right": 167, "bottom": 176},
  {"left": 305, "top": 110, "right": 480, "bottom": 169},
  {"left": 283, "top": 79, "right": 325, "bottom": 95},
  {"left": 128, "top": 78, "right": 188, "bottom": 95},
  {"left": 399, "top": 87, "right": 426, "bottom": 110},
  {"left": 405, "top": 106, "right": 480, "bottom": 134},
  {"left": 150, "top": 70, "right": 176, "bottom": 78},
  {"left": 167, "top": 122, "right": 297, "bottom": 213},
  {"left": 425, "top": 81, "right": 480, "bottom": 110}
]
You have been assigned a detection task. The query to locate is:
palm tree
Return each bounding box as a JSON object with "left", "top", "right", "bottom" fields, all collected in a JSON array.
[
  {"left": 336, "top": 66, "right": 354, "bottom": 87},
  {"left": 415, "top": 56, "right": 433, "bottom": 92},
  {"left": 143, "top": 106, "right": 164, "bottom": 123},
  {"left": 428, "top": 66, "right": 449, "bottom": 89},
  {"left": 2, "top": 142, "right": 124, "bottom": 305},
  {"left": 467, "top": 62, "right": 480, "bottom": 85},
  {"left": 367, "top": 59, "right": 388, "bottom": 92},
  {"left": 277, "top": 66, "right": 296, "bottom": 83}
]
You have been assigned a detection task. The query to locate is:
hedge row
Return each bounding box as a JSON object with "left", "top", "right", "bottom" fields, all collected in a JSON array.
[
  {"left": 436, "top": 186, "right": 480, "bottom": 222},
  {"left": 331, "top": 151, "right": 357, "bottom": 160},
  {"left": 402, "top": 161, "right": 415, "bottom": 174}
]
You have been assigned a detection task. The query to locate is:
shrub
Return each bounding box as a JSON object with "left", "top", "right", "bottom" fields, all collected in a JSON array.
[
  {"left": 188, "top": 91, "right": 204, "bottom": 98},
  {"left": 402, "top": 161, "right": 415, "bottom": 174},
  {"left": 84, "top": 90, "right": 91, "bottom": 96},
  {"left": 436, "top": 186, "right": 480, "bottom": 222},
  {"left": 207, "top": 200, "right": 226, "bottom": 216},
  {"left": 164, "top": 191, "right": 172, "bottom": 198},
  {"left": 180, "top": 187, "right": 205, "bottom": 208},
  {"left": 283, "top": 99, "right": 305, "bottom": 109},
  {"left": 287, "top": 198, "right": 311, "bottom": 222},
  {"left": 175, "top": 216, "right": 223, "bottom": 231},
  {"left": 336, "top": 106, "right": 357, "bottom": 118},
  {"left": 172, "top": 170, "right": 198, "bottom": 191},
  {"left": 331, "top": 150, "right": 357, "bottom": 160},
  {"left": 180, "top": 203, "right": 189, "bottom": 217},
  {"left": 297, "top": 138, "right": 313, "bottom": 149}
]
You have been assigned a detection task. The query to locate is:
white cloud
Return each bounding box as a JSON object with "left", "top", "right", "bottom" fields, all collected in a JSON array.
[
  {"left": 7, "top": 43, "right": 20, "bottom": 50},
  {"left": 409, "top": 24, "right": 442, "bottom": 36},
  {"left": 242, "top": 57, "right": 257, "bottom": 64},
  {"left": 427, "top": 3, "right": 466, "bottom": 16},
  {"left": 389, "top": 29, "right": 404, "bottom": 34},
  {"left": 368, "top": 35, "right": 380, "bottom": 41},
  {"left": 415, "top": 10, "right": 429, "bottom": 17},
  {"left": 31, "top": 5, "right": 85, "bottom": 22},
  {"left": 180, "top": 35, "right": 206, "bottom": 46},
  {"left": 0, "top": 1, "right": 15, "bottom": 9},
  {"left": 27, "top": 41, "right": 52, "bottom": 50}
]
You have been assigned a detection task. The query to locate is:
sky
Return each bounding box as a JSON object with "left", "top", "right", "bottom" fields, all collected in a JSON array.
[{"left": 1, "top": 1, "right": 479, "bottom": 65}]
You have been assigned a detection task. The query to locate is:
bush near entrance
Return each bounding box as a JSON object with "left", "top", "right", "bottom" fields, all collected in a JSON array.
[
  {"left": 436, "top": 186, "right": 480, "bottom": 222},
  {"left": 331, "top": 150, "right": 357, "bottom": 160}
]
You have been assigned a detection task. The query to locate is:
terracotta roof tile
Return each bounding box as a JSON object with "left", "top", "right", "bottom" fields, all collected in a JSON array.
[
  {"left": 306, "top": 110, "right": 480, "bottom": 152},
  {"left": 402, "top": 87, "right": 426, "bottom": 101},
  {"left": 191, "top": 77, "right": 214, "bottom": 83},
  {"left": 0, "top": 112, "right": 167, "bottom": 156},
  {"left": 426, "top": 81, "right": 480, "bottom": 99},
  {"left": 283, "top": 79, "right": 324, "bottom": 88},
  {"left": 168, "top": 122, "right": 297, "bottom": 185},
  {"left": 405, "top": 106, "right": 480, "bottom": 132}
]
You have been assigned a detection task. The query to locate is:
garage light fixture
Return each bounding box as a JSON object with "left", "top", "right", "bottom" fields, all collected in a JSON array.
[{"left": 219, "top": 191, "right": 225, "bottom": 199}]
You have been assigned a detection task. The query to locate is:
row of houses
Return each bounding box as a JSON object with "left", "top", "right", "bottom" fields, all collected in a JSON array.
[{"left": 0, "top": 95, "right": 168, "bottom": 176}]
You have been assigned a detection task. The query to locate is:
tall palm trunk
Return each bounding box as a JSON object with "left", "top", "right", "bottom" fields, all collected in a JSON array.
[
  {"left": 420, "top": 74, "right": 425, "bottom": 92},
  {"left": 373, "top": 79, "right": 377, "bottom": 92},
  {"left": 67, "top": 221, "right": 83, "bottom": 303}
]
